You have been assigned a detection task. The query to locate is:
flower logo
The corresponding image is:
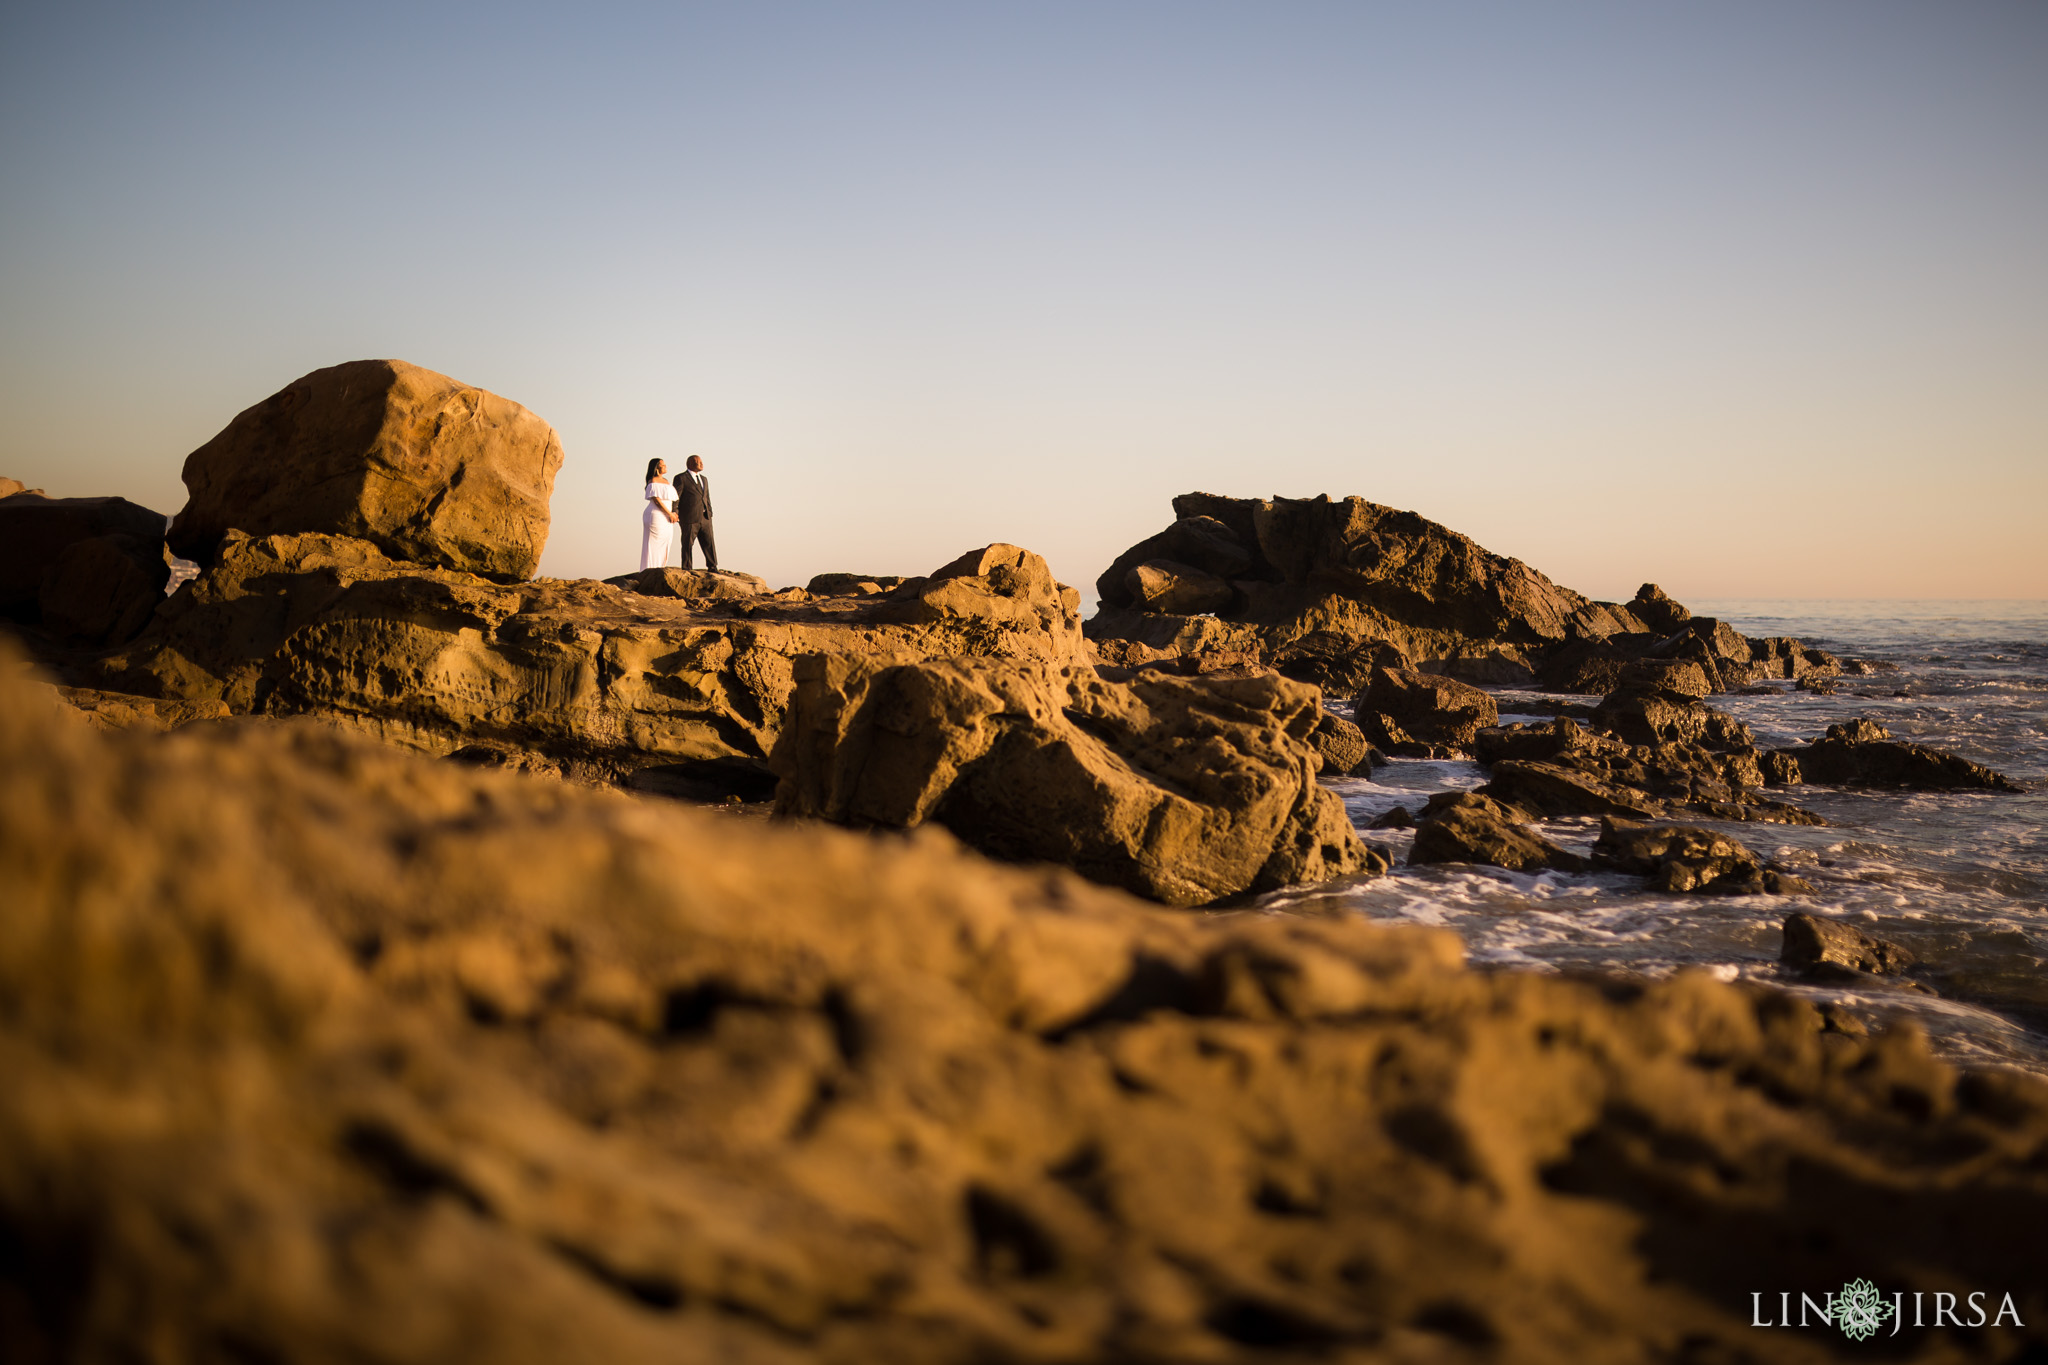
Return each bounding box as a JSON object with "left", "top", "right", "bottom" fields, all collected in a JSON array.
[{"left": 1836, "top": 1279, "right": 1894, "bottom": 1341}]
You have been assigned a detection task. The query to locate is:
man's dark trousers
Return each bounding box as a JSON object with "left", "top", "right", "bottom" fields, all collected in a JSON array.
[{"left": 673, "top": 472, "right": 717, "bottom": 570}]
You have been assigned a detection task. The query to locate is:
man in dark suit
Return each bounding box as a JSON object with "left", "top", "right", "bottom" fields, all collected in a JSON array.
[{"left": 672, "top": 454, "right": 717, "bottom": 570}]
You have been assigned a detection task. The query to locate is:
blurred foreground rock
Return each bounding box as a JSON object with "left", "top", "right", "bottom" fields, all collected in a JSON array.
[{"left": 4, "top": 646, "right": 2047, "bottom": 1362}]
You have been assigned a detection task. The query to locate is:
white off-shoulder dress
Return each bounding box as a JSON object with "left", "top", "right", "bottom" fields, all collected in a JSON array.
[{"left": 640, "top": 480, "right": 677, "bottom": 569}]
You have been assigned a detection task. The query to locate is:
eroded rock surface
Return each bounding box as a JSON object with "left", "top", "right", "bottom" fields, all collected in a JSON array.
[
  {"left": 771, "top": 654, "right": 1376, "bottom": 905},
  {"left": 167, "top": 359, "right": 565, "bottom": 579},
  {"left": 76, "top": 533, "right": 1085, "bottom": 794},
  {"left": 1782, "top": 912, "right": 1920, "bottom": 976},
  {"left": 4, "top": 647, "right": 2047, "bottom": 1363}
]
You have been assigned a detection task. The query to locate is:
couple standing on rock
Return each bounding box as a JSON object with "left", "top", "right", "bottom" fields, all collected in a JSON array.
[{"left": 639, "top": 456, "right": 717, "bottom": 572}]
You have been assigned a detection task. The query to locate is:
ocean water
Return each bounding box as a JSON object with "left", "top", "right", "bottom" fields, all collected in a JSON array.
[{"left": 1267, "top": 601, "right": 2048, "bottom": 1074}]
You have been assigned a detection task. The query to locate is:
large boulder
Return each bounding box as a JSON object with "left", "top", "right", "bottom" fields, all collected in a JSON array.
[
  {"left": 1592, "top": 684, "right": 1753, "bottom": 749},
  {"left": 1124, "top": 559, "right": 1234, "bottom": 615},
  {"left": 7, "top": 644, "right": 2048, "bottom": 1363},
  {"left": 771, "top": 654, "right": 1378, "bottom": 906},
  {"left": 168, "top": 359, "right": 564, "bottom": 580},
  {"left": 1353, "top": 666, "right": 1498, "bottom": 757},
  {"left": 0, "top": 493, "right": 169, "bottom": 624}
]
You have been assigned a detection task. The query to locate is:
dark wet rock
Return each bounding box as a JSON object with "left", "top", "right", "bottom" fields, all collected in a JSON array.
[
  {"left": 1748, "top": 636, "right": 1841, "bottom": 682},
  {"left": 1354, "top": 666, "right": 1498, "bottom": 757},
  {"left": 1592, "top": 819, "right": 1810, "bottom": 896},
  {"left": 1796, "top": 961, "right": 1937, "bottom": 994},
  {"left": 1592, "top": 685, "right": 1754, "bottom": 750},
  {"left": 1781, "top": 913, "right": 1919, "bottom": 976},
  {"left": 1474, "top": 717, "right": 1623, "bottom": 767},
  {"left": 1368, "top": 804, "right": 1415, "bottom": 830},
  {"left": 771, "top": 654, "right": 1379, "bottom": 906},
  {"left": 1759, "top": 750, "right": 1803, "bottom": 786},
  {"left": 1774, "top": 718, "right": 2025, "bottom": 793},
  {"left": 1308, "top": 710, "right": 1372, "bottom": 777},
  {"left": 1483, "top": 761, "right": 1667, "bottom": 820},
  {"left": 0, "top": 493, "right": 169, "bottom": 625},
  {"left": 1536, "top": 636, "right": 1651, "bottom": 694},
  {"left": 1410, "top": 792, "right": 1588, "bottom": 874},
  {"left": 1796, "top": 673, "right": 1838, "bottom": 695},
  {"left": 603, "top": 567, "right": 769, "bottom": 601}
]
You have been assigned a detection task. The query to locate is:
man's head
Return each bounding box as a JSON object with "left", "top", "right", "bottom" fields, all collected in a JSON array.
[{"left": 686, "top": 455, "right": 704, "bottom": 473}]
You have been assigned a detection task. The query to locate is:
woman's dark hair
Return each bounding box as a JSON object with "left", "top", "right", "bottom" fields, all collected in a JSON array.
[{"left": 644, "top": 457, "right": 664, "bottom": 483}]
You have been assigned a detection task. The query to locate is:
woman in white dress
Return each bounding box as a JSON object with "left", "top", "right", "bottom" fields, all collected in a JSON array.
[{"left": 640, "top": 457, "right": 678, "bottom": 569}]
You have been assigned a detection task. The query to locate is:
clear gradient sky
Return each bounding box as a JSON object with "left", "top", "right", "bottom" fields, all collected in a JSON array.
[{"left": 3, "top": 2, "right": 2043, "bottom": 603}]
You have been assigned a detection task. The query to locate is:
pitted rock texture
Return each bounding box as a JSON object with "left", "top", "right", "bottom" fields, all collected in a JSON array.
[
  {"left": 167, "top": 359, "right": 565, "bottom": 579},
  {"left": 4, "top": 646, "right": 2047, "bottom": 1363},
  {"left": 770, "top": 654, "right": 1376, "bottom": 906},
  {"left": 76, "top": 533, "right": 1084, "bottom": 794}
]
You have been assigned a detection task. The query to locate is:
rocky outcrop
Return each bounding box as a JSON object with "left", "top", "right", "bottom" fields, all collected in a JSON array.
[
  {"left": 1409, "top": 792, "right": 1588, "bottom": 874},
  {"left": 1592, "top": 818, "right": 1812, "bottom": 896},
  {"left": 0, "top": 476, "right": 46, "bottom": 499},
  {"left": 1471, "top": 714, "right": 1827, "bottom": 826},
  {"left": 75, "top": 533, "right": 1086, "bottom": 795},
  {"left": 770, "top": 654, "right": 1377, "bottom": 906},
  {"left": 1089, "top": 493, "right": 1628, "bottom": 687},
  {"left": 1782, "top": 912, "right": 1919, "bottom": 976},
  {"left": 1353, "top": 666, "right": 1498, "bottom": 757},
  {"left": 1773, "top": 718, "right": 2025, "bottom": 793},
  {"left": 0, "top": 493, "right": 169, "bottom": 634},
  {"left": 6, "top": 644, "right": 2048, "bottom": 1364},
  {"left": 1087, "top": 495, "right": 1844, "bottom": 696},
  {"left": 167, "top": 359, "right": 565, "bottom": 579},
  {"left": 604, "top": 567, "right": 771, "bottom": 602},
  {"left": 1591, "top": 682, "right": 1753, "bottom": 748}
]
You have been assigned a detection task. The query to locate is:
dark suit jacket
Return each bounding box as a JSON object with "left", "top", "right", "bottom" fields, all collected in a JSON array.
[{"left": 673, "top": 471, "right": 712, "bottom": 523}]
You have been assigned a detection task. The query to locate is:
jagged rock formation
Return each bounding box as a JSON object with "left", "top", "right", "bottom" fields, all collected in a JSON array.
[
  {"left": 168, "top": 359, "right": 565, "bottom": 580},
  {"left": 1087, "top": 493, "right": 1845, "bottom": 693},
  {"left": 0, "top": 492, "right": 170, "bottom": 643},
  {"left": 1782, "top": 912, "right": 1920, "bottom": 977},
  {"left": 1592, "top": 818, "right": 1812, "bottom": 896},
  {"left": 1771, "top": 718, "right": 2026, "bottom": 793},
  {"left": 5, "top": 646, "right": 2047, "bottom": 1363},
  {"left": 1353, "top": 666, "right": 1498, "bottom": 757},
  {"left": 1472, "top": 715, "right": 1825, "bottom": 826},
  {"left": 75, "top": 531, "right": 1085, "bottom": 796},
  {"left": 771, "top": 655, "right": 1377, "bottom": 906}
]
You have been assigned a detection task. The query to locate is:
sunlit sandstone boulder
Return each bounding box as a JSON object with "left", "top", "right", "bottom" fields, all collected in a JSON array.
[
  {"left": 3, "top": 644, "right": 2046, "bottom": 1363},
  {"left": 168, "top": 359, "right": 565, "bottom": 580},
  {"left": 771, "top": 654, "right": 1377, "bottom": 906}
]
